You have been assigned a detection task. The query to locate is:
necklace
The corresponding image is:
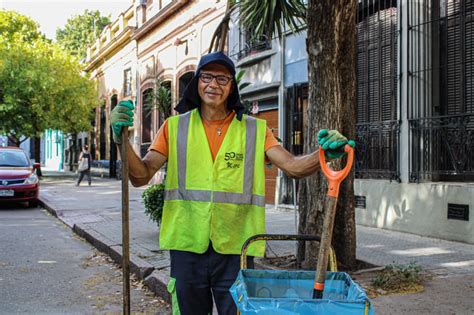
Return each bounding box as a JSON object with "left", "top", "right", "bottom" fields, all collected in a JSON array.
[{"left": 201, "top": 111, "right": 230, "bottom": 136}]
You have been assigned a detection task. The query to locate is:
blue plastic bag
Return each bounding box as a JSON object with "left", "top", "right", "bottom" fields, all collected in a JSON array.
[{"left": 230, "top": 270, "right": 373, "bottom": 314}]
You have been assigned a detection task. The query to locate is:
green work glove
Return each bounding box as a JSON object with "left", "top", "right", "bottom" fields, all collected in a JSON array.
[
  {"left": 110, "top": 100, "right": 134, "bottom": 144},
  {"left": 317, "top": 129, "right": 355, "bottom": 159}
]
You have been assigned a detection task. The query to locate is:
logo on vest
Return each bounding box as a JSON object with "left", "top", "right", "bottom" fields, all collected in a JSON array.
[{"left": 224, "top": 152, "right": 243, "bottom": 169}]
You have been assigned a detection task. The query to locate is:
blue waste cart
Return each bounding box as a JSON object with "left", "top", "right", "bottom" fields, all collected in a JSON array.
[{"left": 231, "top": 234, "right": 373, "bottom": 315}]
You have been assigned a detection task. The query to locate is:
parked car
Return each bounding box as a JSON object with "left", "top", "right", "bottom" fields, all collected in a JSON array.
[{"left": 0, "top": 147, "right": 40, "bottom": 207}]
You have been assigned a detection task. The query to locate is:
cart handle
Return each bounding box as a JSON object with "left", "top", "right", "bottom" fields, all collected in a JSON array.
[
  {"left": 319, "top": 145, "right": 354, "bottom": 198},
  {"left": 240, "top": 234, "right": 337, "bottom": 272},
  {"left": 240, "top": 234, "right": 321, "bottom": 269}
]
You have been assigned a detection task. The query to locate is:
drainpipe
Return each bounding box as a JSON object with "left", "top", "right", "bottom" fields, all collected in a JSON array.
[
  {"left": 134, "top": 4, "right": 141, "bottom": 153},
  {"left": 275, "top": 34, "right": 286, "bottom": 206}
]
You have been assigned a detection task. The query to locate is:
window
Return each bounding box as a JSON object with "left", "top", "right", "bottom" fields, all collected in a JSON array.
[
  {"left": 99, "top": 103, "right": 106, "bottom": 160},
  {"left": 159, "top": 80, "right": 172, "bottom": 125},
  {"left": 408, "top": 0, "right": 474, "bottom": 182},
  {"left": 178, "top": 72, "right": 193, "bottom": 98},
  {"left": 355, "top": 0, "right": 400, "bottom": 181},
  {"left": 123, "top": 68, "right": 132, "bottom": 96},
  {"left": 141, "top": 88, "right": 153, "bottom": 148}
]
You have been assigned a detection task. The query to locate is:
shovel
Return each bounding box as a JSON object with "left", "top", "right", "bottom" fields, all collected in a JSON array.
[
  {"left": 313, "top": 144, "right": 354, "bottom": 299},
  {"left": 120, "top": 128, "right": 131, "bottom": 314}
]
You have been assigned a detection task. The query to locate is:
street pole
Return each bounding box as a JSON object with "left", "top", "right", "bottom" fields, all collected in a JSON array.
[{"left": 121, "top": 128, "right": 131, "bottom": 314}]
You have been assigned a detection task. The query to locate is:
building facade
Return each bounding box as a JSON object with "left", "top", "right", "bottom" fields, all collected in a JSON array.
[
  {"left": 228, "top": 0, "right": 474, "bottom": 243},
  {"left": 85, "top": 0, "right": 227, "bottom": 180},
  {"left": 85, "top": 3, "right": 138, "bottom": 177},
  {"left": 133, "top": 0, "right": 226, "bottom": 157},
  {"left": 355, "top": 0, "right": 473, "bottom": 243}
]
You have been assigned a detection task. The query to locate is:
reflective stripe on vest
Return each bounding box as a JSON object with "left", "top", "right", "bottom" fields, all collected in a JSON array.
[{"left": 164, "top": 111, "right": 265, "bottom": 207}]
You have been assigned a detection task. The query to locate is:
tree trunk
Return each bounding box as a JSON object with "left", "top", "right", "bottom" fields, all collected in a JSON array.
[
  {"left": 7, "top": 135, "right": 21, "bottom": 147},
  {"left": 30, "top": 136, "right": 42, "bottom": 177},
  {"left": 34, "top": 136, "right": 41, "bottom": 164},
  {"left": 298, "top": 0, "right": 357, "bottom": 270},
  {"left": 69, "top": 133, "right": 77, "bottom": 171}
]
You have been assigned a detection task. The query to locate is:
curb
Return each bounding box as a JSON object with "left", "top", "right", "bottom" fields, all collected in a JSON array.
[{"left": 38, "top": 197, "right": 171, "bottom": 304}]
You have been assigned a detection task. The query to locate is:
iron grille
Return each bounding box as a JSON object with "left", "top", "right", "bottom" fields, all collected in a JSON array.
[
  {"left": 447, "top": 203, "right": 469, "bottom": 221},
  {"left": 408, "top": 0, "right": 474, "bottom": 182},
  {"left": 356, "top": 0, "right": 400, "bottom": 181},
  {"left": 355, "top": 195, "right": 367, "bottom": 209},
  {"left": 355, "top": 120, "right": 400, "bottom": 180},
  {"left": 281, "top": 83, "right": 308, "bottom": 204},
  {"left": 285, "top": 84, "right": 307, "bottom": 156},
  {"left": 0, "top": 179, "right": 24, "bottom": 186},
  {"left": 237, "top": 28, "right": 272, "bottom": 60}
]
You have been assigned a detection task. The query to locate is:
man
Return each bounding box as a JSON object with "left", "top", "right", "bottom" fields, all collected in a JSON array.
[{"left": 110, "top": 52, "right": 354, "bottom": 314}]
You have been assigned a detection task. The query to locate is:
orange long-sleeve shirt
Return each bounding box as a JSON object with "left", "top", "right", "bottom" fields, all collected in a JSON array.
[{"left": 149, "top": 112, "right": 280, "bottom": 161}]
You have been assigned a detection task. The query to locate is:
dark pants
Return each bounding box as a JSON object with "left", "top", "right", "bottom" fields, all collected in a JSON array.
[
  {"left": 77, "top": 170, "right": 91, "bottom": 185},
  {"left": 170, "top": 244, "right": 253, "bottom": 315}
]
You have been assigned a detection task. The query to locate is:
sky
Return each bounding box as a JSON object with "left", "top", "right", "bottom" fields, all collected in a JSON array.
[{"left": 1, "top": 0, "right": 132, "bottom": 40}]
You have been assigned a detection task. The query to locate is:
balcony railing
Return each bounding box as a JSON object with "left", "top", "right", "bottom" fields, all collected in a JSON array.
[
  {"left": 409, "top": 114, "right": 474, "bottom": 182},
  {"left": 237, "top": 35, "right": 272, "bottom": 60},
  {"left": 355, "top": 121, "right": 400, "bottom": 181}
]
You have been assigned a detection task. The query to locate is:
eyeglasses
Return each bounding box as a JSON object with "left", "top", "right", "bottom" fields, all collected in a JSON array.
[{"left": 199, "top": 73, "right": 232, "bottom": 86}]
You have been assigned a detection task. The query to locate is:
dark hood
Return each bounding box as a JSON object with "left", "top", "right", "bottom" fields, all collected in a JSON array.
[{"left": 174, "top": 52, "right": 245, "bottom": 120}]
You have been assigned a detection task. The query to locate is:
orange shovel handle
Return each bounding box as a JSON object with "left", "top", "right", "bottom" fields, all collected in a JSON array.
[{"left": 319, "top": 145, "right": 354, "bottom": 198}]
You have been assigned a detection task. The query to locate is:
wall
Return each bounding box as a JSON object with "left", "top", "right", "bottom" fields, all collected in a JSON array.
[
  {"left": 355, "top": 179, "right": 474, "bottom": 243},
  {"left": 89, "top": 40, "right": 137, "bottom": 160},
  {"left": 136, "top": 0, "right": 226, "bottom": 152},
  {"left": 43, "top": 130, "right": 64, "bottom": 171}
]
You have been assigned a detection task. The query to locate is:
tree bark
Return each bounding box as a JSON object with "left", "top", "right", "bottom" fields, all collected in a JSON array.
[
  {"left": 33, "top": 137, "right": 43, "bottom": 177},
  {"left": 298, "top": 0, "right": 357, "bottom": 270},
  {"left": 33, "top": 136, "right": 41, "bottom": 164},
  {"left": 7, "top": 135, "right": 21, "bottom": 147},
  {"left": 69, "top": 133, "right": 77, "bottom": 171}
]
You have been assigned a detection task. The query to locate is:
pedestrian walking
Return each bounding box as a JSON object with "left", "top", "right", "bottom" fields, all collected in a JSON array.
[
  {"left": 76, "top": 145, "right": 92, "bottom": 186},
  {"left": 110, "top": 52, "right": 354, "bottom": 315}
]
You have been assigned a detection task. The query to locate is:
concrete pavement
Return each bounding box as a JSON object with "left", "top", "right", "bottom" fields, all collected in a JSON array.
[{"left": 38, "top": 169, "right": 474, "bottom": 309}]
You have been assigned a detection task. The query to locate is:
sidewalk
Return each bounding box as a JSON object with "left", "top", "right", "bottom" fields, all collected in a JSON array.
[{"left": 38, "top": 170, "right": 474, "bottom": 313}]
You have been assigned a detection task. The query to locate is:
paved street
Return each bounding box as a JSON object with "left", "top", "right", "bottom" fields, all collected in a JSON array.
[
  {"left": 38, "top": 170, "right": 474, "bottom": 314},
  {"left": 0, "top": 202, "right": 170, "bottom": 314}
]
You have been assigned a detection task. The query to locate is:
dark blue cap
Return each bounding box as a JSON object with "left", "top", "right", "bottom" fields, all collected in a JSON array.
[
  {"left": 197, "top": 52, "right": 236, "bottom": 76},
  {"left": 174, "top": 52, "right": 244, "bottom": 120}
]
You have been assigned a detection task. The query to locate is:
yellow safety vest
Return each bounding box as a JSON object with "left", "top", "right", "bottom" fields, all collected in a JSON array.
[{"left": 160, "top": 108, "right": 267, "bottom": 256}]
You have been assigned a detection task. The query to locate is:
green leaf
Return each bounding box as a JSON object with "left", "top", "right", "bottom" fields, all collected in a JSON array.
[
  {"left": 236, "top": 69, "right": 246, "bottom": 83},
  {"left": 239, "top": 82, "right": 251, "bottom": 90},
  {"left": 142, "top": 184, "right": 166, "bottom": 225},
  {"left": 55, "top": 9, "right": 110, "bottom": 59},
  {"left": 240, "top": 0, "right": 306, "bottom": 40},
  {"left": 0, "top": 15, "right": 98, "bottom": 138}
]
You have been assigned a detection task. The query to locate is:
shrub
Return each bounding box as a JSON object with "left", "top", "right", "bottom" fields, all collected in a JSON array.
[{"left": 142, "top": 184, "right": 165, "bottom": 225}]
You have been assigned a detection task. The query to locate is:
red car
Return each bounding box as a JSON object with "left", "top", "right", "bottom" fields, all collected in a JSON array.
[{"left": 0, "top": 146, "right": 40, "bottom": 207}]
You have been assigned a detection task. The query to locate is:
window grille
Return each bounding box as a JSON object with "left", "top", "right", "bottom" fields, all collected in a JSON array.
[
  {"left": 356, "top": 0, "right": 400, "bottom": 181},
  {"left": 237, "top": 27, "right": 272, "bottom": 60},
  {"left": 408, "top": 0, "right": 474, "bottom": 182},
  {"left": 281, "top": 83, "right": 308, "bottom": 204}
]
